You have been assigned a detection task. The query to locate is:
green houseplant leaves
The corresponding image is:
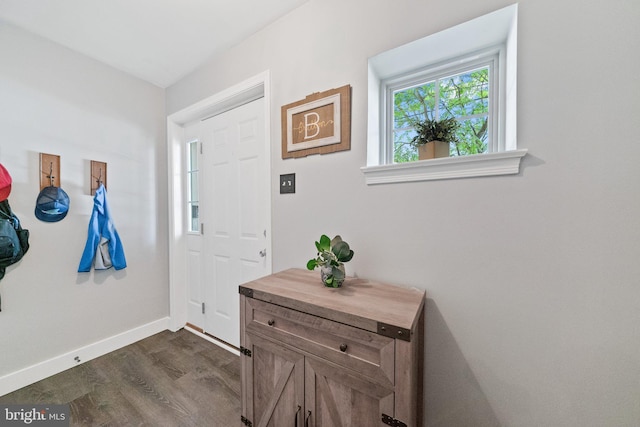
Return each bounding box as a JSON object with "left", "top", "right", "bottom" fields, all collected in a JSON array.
[
  {"left": 306, "top": 235, "right": 354, "bottom": 287},
  {"left": 410, "top": 117, "right": 460, "bottom": 146}
]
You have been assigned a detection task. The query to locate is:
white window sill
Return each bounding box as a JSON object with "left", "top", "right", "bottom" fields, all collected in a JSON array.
[{"left": 361, "top": 149, "right": 528, "bottom": 185}]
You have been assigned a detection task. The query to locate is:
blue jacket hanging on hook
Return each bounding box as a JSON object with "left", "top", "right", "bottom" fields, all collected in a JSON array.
[{"left": 78, "top": 184, "right": 126, "bottom": 272}]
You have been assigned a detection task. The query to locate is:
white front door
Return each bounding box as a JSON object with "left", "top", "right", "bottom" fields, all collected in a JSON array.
[{"left": 200, "top": 97, "right": 269, "bottom": 347}]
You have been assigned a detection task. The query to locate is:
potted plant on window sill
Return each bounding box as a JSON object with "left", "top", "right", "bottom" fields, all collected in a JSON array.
[
  {"left": 306, "top": 234, "right": 354, "bottom": 288},
  {"left": 410, "top": 117, "right": 460, "bottom": 160}
]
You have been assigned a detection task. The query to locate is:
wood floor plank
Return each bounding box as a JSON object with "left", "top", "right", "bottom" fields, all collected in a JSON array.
[
  {"left": 0, "top": 329, "right": 242, "bottom": 426},
  {"left": 77, "top": 385, "right": 146, "bottom": 427},
  {"left": 69, "top": 391, "right": 113, "bottom": 426}
]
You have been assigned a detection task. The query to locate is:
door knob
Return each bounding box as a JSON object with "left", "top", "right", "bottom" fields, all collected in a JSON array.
[{"left": 259, "top": 249, "right": 267, "bottom": 257}]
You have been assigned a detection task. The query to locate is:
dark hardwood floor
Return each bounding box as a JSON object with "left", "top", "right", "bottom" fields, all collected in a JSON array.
[{"left": 0, "top": 329, "right": 241, "bottom": 426}]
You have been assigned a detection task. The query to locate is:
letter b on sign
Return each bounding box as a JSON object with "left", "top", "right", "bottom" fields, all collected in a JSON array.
[{"left": 303, "top": 112, "right": 320, "bottom": 139}]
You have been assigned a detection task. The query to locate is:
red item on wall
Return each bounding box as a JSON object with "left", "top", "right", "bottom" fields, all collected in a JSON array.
[{"left": 0, "top": 164, "right": 12, "bottom": 202}]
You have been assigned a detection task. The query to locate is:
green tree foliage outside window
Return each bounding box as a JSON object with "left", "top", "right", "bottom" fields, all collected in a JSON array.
[{"left": 393, "top": 67, "right": 490, "bottom": 163}]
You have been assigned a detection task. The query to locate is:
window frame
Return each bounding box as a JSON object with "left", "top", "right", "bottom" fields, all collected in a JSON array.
[
  {"left": 384, "top": 49, "right": 500, "bottom": 163},
  {"left": 362, "top": 4, "right": 525, "bottom": 184}
]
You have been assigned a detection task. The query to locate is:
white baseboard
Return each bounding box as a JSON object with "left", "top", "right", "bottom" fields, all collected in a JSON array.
[{"left": 0, "top": 317, "right": 170, "bottom": 397}]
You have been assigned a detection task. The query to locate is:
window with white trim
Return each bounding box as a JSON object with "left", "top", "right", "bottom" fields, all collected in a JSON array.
[
  {"left": 363, "top": 4, "right": 526, "bottom": 184},
  {"left": 389, "top": 53, "right": 496, "bottom": 163},
  {"left": 187, "top": 139, "right": 200, "bottom": 233}
]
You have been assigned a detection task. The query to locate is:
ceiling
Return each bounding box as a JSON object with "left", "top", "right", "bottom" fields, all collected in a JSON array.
[{"left": 0, "top": 0, "right": 309, "bottom": 88}]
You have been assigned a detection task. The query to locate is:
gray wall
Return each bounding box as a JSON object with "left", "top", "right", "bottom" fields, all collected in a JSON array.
[
  {"left": 167, "top": 0, "right": 640, "bottom": 426},
  {"left": 0, "top": 23, "right": 169, "bottom": 376}
]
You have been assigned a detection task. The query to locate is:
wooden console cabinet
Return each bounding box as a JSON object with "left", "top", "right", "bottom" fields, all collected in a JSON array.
[{"left": 239, "top": 268, "right": 425, "bottom": 427}]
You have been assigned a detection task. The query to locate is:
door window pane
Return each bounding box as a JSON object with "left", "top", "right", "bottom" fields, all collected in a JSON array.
[{"left": 187, "top": 140, "right": 199, "bottom": 233}]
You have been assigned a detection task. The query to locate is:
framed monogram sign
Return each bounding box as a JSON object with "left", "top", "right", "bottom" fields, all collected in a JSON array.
[{"left": 281, "top": 85, "right": 351, "bottom": 159}]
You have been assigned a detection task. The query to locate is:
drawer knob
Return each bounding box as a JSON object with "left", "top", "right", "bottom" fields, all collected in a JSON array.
[
  {"left": 339, "top": 343, "right": 348, "bottom": 352},
  {"left": 267, "top": 319, "right": 275, "bottom": 326}
]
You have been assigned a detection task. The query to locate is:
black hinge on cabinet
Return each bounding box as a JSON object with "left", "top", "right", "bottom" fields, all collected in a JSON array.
[
  {"left": 241, "top": 415, "right": 253, "bottom": 427},
  {"left": 382, "top": 414, "right": 407, "bottom": 427},
  {"left": 238, "top": 286, "right": 254, "bottom": 298},
  {"left": 240, "top": 346, "right": 252, "bottom": 357}
]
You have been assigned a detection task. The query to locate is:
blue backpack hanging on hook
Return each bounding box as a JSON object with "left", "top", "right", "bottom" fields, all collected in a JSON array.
[
  {"left": 0, "top": 163, "right": 30, "bottom": 311},
  {"left": 0, "top": 199, "right": 30, "bottom": 311},
  {"left": 0, "top": 200, "right": 30, "bottom": 271}
]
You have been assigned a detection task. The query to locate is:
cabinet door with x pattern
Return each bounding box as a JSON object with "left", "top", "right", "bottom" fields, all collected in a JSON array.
[
  {"left": 304, "top": 356, "right": 394, "bottom": 427},
  {"left": 243, "top": 332, "right": 304, "bottom": 427}
]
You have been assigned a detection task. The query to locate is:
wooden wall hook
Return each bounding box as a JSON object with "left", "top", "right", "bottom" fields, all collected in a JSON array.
[
  {"left": 91, "top": 160, "right": 107, "bottom": 195},
  {"left": 39, "top": 153, "right": 60, "bottom": 190}
]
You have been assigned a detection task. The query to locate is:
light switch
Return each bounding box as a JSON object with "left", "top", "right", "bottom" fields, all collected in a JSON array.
[{"left": 280, "top": 173, "right": 295, "bottom": 194}]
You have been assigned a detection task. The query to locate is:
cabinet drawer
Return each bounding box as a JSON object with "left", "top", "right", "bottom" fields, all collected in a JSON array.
[{"left": 245, "top": 298, "right": 395, "bottom": 387}]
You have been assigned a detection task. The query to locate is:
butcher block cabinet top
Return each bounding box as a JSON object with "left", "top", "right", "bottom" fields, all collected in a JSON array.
[{"left": 239, "top": 268, "right": 425, "bottom": 341}]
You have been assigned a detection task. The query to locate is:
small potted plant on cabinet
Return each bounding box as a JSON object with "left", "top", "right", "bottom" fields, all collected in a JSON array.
[
  {"left": 306, "top": 234, "right": 354, "bottom": 288},
  {"left": 410, "top": 117, "right": 460, "bottom": 160}
]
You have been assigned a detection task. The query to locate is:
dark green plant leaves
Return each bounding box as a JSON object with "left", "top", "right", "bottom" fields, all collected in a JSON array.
[
  {"left": 411, "top": 117, "right": 460, "bottom": 146},
  {"left": 332, "top": 241, "right": 354, "bottom": 263},
  {"left": 332, "top": 266, "right": 345, "bottom": 281},
  {"left": 307, "top": 234, "right": 354, "bottom": 276}
]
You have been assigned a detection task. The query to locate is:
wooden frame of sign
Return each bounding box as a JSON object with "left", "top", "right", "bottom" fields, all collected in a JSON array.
[{"left": 281, "top": 84, "right": 351, "bottom": 159}]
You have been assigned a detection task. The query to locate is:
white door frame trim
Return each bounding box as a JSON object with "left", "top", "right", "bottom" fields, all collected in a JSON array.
[{"left": 166, "top": 71, "right": 272, "bottom": 332}]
